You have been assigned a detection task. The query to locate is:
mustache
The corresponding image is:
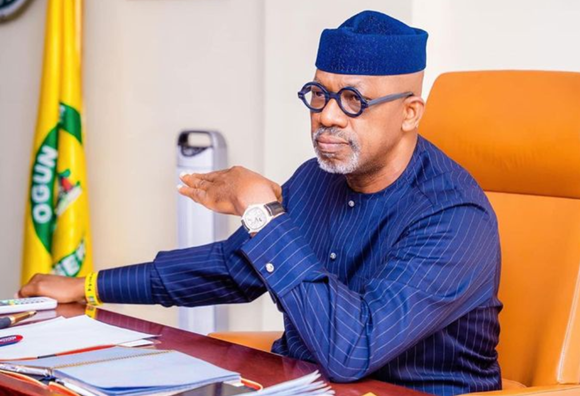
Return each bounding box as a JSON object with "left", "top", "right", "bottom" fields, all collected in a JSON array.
[{"left": 313, "top": 127, "right": 355, "bottom": 145}]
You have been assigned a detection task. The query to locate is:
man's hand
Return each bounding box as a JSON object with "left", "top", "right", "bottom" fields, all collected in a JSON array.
[
  {"left": 178, "top": 166, "right": 282, "bottom": 216},
  {"left": 19, "top": 274, "right": 86, "bottom": 303}
]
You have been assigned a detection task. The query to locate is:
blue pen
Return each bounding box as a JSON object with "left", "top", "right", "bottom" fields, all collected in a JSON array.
[{"left": 0, "top": 335, "right": 23, "bottom": 347}]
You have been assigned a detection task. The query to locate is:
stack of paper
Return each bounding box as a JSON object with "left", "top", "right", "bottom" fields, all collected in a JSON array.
[
  {"left": 0, "top": 315, "right": 156, "bottom": 360},
  {"left": 238, "top": 371, "right": 334, "bottom": 396},
  {"left": 0, "top": 315, "right": 335, "bottom": 396},
  {"left": 1, "top": 346, "right": 240, "bottom": 396}
]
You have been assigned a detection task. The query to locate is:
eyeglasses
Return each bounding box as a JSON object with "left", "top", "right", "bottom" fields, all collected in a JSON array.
[{"left": 297, "top": 81, "right": 413, "bottom": 118}]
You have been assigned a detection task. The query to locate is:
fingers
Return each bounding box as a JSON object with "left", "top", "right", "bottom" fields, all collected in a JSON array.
[
  {"left": 19, "top": 274, "right": 86, "bottom": 303},
  {"left": 178, "top": 171, "right": 204, "bottom": 202},
  {"left": 179, "top": 170, "right": 219, "bottom": 188},
  {"left": 272, "top": 183, "right": 283, "bottom": 202},
  {"left": 18, "top": 285, "right": 33, "bottom": 298},
  {"left": 178, "top": 170, "right": 220, "bottom": 205},
  {"left": 177, "top": 166, "right": 281, "bottom": 216},
  {"left": 179, "top": 173, "right": 204, "bottom": 189},
  {"left": 19, "top": 274, "right": 43, "bottom": 297},
  {"left": 177, "top": 184, "right": 207, "bottom": 204}
]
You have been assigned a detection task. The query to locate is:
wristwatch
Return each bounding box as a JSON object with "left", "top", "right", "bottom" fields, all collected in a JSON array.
[{"left": 241, "top": 201, "right": 285, "bottom": 234}]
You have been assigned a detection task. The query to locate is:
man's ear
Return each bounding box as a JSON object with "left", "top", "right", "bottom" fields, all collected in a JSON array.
[{"left": 402, "top": 96, "right": 425, "bottom": 132}]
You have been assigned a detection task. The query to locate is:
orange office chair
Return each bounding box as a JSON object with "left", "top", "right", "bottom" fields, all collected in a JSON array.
[
  {"left": 420, "top": 70, "right": 580, "bottom": 396},
  {"left": 211, "top": 70, "right": 580, "bottom": 396},
  {"left": 209, "top": 331, "right": 282, "bottom": 353}
]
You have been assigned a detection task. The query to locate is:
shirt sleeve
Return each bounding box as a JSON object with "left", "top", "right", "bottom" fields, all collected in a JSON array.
[
  {"left": 98, "top": 225, "right": 268, "bottom": 306},
  {"left": 239, "top": 203, "right": 500, "bottom": 382},
  {"left": 96, "top": 162, "right": 312, "bottom": 306}
]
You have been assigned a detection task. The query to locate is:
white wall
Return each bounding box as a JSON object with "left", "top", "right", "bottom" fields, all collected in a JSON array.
[
  {"left": 1, "top": 0, "right": 266, "bottom": 329},
  {"left": 83, "top": 0, "right": 266, "bottom": 329},
  {"left": 413, "top": 0, "right": 580, "bottom": 96},
  {"left": 0, "top": 0, "right": 45, "bottom": 303},
  {"left": 2, "top": 0, "right": 580, "bottom": 332}
]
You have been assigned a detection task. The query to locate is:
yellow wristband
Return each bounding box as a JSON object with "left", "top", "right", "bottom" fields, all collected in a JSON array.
[
  {"left": 85, "top": 304, "right": 98, "bottom": 319},
  {"left": 85, "top": 272, "right": 102, "bottom": 306}
]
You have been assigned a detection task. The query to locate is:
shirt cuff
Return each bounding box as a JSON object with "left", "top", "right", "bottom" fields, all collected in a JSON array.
[
  {"left": 239, "top": 214, "right": 325, "bottom": 297},
  {"left": 97, "top": 263, "right": 154, "bottom": 304}
]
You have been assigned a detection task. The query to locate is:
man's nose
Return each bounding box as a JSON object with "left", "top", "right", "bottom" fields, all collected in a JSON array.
[{"left": 319, "top": 98, "right": 348, "bottom": 129}]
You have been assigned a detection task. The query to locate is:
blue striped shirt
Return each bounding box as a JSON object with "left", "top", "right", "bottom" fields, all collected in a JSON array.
[{"left": 98, "top": 136, "right": 502, "bottom": 396}]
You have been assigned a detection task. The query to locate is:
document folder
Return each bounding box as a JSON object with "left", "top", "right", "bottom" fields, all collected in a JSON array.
[{"left": 0, "top": 346, "right": 240, "bottom": 396}]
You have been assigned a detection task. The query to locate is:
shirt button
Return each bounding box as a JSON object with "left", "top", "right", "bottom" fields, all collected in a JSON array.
[
  {"left": 265, "top": 263, "right": 275, "bottom": 273},
  {"left": 329, "top": 252, "right": 337, "bottom": 260},
  {"left": 348, "top": 200, "right": 355, "bottom": 208}
]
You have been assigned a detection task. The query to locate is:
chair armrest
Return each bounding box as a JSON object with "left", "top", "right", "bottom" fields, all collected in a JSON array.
[{"left": 208, "top": 331, "right": 283, "bottom": 352}]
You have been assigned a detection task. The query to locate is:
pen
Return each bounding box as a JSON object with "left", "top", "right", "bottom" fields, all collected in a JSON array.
[
  {"left": 7, "top": 344, "right": 116, "bottom": 361},
  {"left": 36, "top": 344, "right": 115, "bottom": 359},
  {"left": 0, "top": 335, "right": 23, "bottom": 347},
  {"left": 0, "top": 311, "right": 37, "bottom": 330}
]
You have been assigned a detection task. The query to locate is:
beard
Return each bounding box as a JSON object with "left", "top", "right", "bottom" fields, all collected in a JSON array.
[{"left": 312, "top": 126, "right": 361, "bottom": 174}]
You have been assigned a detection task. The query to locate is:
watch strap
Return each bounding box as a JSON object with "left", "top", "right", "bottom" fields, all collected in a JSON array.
[{"left": 265, "top": 201, "right": 285, "bottom": 217}]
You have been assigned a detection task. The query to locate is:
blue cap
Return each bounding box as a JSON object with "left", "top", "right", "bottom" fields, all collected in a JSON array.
[{"left": 315, "top": 10, "right": 428, "bottom": 76}]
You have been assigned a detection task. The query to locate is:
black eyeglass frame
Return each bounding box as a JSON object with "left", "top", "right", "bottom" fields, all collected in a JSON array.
[{"left": 297, "top": 81, "right": 414, "bottom": 118}]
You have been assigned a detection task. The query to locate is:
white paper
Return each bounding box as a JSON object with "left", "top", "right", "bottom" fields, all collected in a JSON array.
[
  {"left": 237, "top": 372, "right": 335, "bottom": 396},
  {"left": 118, "top": 339, "right": 155, "bottom": 348},
  {"left": 0, "top": 315, "right": 156, "bottom": 360}
]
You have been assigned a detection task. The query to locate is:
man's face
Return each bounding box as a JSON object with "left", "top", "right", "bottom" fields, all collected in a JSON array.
[{"left": 310, "top": 70, "right": 415, "bottom": 176}]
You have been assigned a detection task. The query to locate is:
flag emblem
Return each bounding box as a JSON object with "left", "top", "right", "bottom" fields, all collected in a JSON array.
[{"left": 22, "top": 0, "right": 92, "bottom": 284}]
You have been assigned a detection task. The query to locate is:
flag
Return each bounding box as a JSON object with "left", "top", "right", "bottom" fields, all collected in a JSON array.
[{"left": 22, "top": 0, "right": 92, "bottom": 284}]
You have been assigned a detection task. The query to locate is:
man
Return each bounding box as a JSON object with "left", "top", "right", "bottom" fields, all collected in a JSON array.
[{"left": 20, "top": 11, "right": 502, "bottom": 396}]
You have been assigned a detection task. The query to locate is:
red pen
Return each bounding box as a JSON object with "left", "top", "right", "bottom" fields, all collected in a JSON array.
[{"left": 0, "top": 335, "right": 23, "bottom": 347}]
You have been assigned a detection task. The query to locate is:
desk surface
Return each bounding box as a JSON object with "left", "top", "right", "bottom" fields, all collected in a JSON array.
[{"left": 0, "top": 304, "right": 429, "bottom": 396}]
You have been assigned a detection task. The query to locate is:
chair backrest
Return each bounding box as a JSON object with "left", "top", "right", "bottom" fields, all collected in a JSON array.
[{"left": 419, "top": 71, "right": 580, "bottom": 387}]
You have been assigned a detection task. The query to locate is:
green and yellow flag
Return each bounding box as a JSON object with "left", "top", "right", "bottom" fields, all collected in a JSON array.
[{"left": 22, "top": 0, "right": 92, "bottom": 284}]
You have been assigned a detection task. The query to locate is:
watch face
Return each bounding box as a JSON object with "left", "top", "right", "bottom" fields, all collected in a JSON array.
[{"left": 245, "top": 207, "right": 268, "bottom": 231}]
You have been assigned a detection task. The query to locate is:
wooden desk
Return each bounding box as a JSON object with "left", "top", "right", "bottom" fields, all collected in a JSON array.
[{"left": 0, "top": 304, "right": 429, "bottom": 396}]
